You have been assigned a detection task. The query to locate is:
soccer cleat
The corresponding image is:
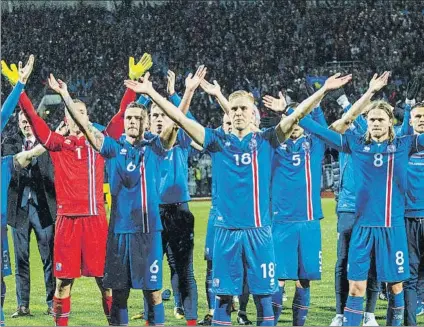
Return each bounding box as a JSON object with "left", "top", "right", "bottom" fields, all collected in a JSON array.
[
  {"left": 44, "top": 307, "right": 54, "bottom": 316},
  {"left": 362, "top": 313, "right": 379, "bottom": 326},
  {"left": 237, "top": 311, "right": 253, "bottom": 325},
  {"left": 329, "top": 314, "right": 343, "bottom": 326},
  {"left": 131, "top": 311, "right": 145, "bottom": 320},
  {"left": 11, "top": 306, "right": 33, "bottom": 318},
  {"left": 198, "top": 313, "right": 213, "bottom": 325},
  {"left": 174, "top": 307, "right": 185, "bottom": 320},
  {"left": 417, "top": 302, "right": 424, "bottom": 316}
]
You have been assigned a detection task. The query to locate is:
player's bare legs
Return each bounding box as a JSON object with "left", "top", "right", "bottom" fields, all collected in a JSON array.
[{"left": 143, "top": 290, "right": 165, "bottom": 325}]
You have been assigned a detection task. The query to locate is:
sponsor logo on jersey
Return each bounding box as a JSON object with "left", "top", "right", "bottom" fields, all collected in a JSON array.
[
  {"left": 217, "top": 216, "right": 223, "bottom": 221},
  {"left": 363, "top": 146, "right": 371, "bottom": 152},
  {"left": 225, "top": 141, "right": 231, "bottom": 147},
  {"left": 56, "top": 263, "right": 62, "bottom": 271},
  {"left": 270, "top": 278, "right": 275, "bottom": 287},
  {"left": 150, "top": 275, "right": 157, "bottom": 282},
  {"left": 398, "top": 266, "right": 404, "bottom": 274},
  {"left": 212, "top": 278, "right": 220, "bottom": 287},
  {"left": 120, "top": 148, "right": 127, "bottom": 155},
  {"left": 64, "top": 139, "right": 72, "bottom": 145},
  {"left": 279, "top": 144, "right": 287, "bottom": 150}
]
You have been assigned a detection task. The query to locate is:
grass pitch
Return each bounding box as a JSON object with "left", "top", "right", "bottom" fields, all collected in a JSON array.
[{"left": 3, "top": 199, "right": 423, "bottom": 326}]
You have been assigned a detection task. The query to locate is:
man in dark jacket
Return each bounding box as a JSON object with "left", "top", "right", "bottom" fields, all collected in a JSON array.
[{"left": 3, "top": 111, "right": 56, "bottom": 317}]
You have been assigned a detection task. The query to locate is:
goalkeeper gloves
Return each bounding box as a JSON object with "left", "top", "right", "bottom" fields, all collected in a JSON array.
[
  {"left": 129, "top": 53, "right": 153, "bottom": 80},
  {"left": 406, "top": 77, "right": 421, "bottom": 105},
  {"left": 1, "top": 60, "right": 19, "bottom": 86}
]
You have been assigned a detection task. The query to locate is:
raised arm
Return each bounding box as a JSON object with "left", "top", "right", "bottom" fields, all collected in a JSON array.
[
  {"left": 276, "top": 73, "right": 352, "bottom": 142},
  {"left": 329, "top": 72, "right": 390, "bottom": 133},
  {"left": 178, "top": 65, "right": 207, "bottom": 115},
  {"left": 124, "top": 73, "right": 206, "bottom": 146},
  {"left": 1, "top": 55, "right": 34, "bottom": 132},
  {"left": 48, "top": 74, "right": 104, "bottom": 151},
  {"left": 159, "top": 123, "right": 179, "bottom": 150},
  {"left": 200, "top": 79, "right": 231, "bottom": 115},
  {"left": 398, "top": 78, "right": 421, "bottom": 136},
  {"left": 105, "top": 88, "right": 136, "bottom": 138}
]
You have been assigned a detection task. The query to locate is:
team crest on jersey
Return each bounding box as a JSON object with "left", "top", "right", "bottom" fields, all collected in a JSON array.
[
  {"left": 249, "top": 138, "right": 257, "bottom": 151},
  {"left": 302, "top": 141, "right": 310, "bottom": 151},
  {"left": 387, "top": 144, "right": 397, "bottom": 153},
  {"left": 363, "top": 146, "right": 370, "bottom": 152}
]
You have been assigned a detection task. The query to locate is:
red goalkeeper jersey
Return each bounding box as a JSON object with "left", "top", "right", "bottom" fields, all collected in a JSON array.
[{"left": 44, "top": 131, "right": 105, "bottom": 216}]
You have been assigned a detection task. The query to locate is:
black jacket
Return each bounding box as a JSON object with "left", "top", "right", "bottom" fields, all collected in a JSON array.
[{"left": 3, "top": 133, "right": 56, "bottom": 229}]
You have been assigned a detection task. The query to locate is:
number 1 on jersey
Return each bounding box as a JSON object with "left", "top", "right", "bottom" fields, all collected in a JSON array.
[{"left": 76, "top": 147, "right": 82, "bottom": 160}]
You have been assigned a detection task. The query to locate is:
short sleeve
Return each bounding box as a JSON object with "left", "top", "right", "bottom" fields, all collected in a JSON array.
[
  {"left": 177, "top": 129, "right": 192, "bottom": 148},
  {"left": 203, "top": 128, "right": 222, "bottom": 152},
  {"left": 260, "top": 127, "right": 281, "bottom": 148},
  {"left": 100, "top": 136, "right": 120, "bottom": 158}
]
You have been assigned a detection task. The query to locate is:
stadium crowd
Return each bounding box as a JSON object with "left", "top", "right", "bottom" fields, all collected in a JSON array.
[{"left": 1, "top": 0, "right": 424, "bottom": 139}]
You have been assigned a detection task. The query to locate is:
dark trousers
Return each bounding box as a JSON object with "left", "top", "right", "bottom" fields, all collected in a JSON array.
[
  {"left": 11, "top": 203, "right": 55, "bottom": 308},
  {"left": 160, "top": 202, "right": 198, "bottom": 320},
  {"left": 335, "top": 212, "right": 379, "bottom": 314},
  {"left": 404, "top": 217, "right": 424, "bottom": 326}
]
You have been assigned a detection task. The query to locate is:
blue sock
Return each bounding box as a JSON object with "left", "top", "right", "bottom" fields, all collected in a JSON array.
[
  {"left": 148, "top": 302, "right": 165, "bottom": 326},
  {"left": 1, "top": 280, "right": 4, "bottom": 327},
  {"left": 292, "top": 287, "right": 310, "bottom": 326},
  {"left": 206, "top": 260, "right": 215, "bottom": 311},
  {"left": 343, "top": 296, "right": 364, "bottom": 326},
  {"left": 212, "top": 296, "right": 232, "bottom": 326},
  {"left": 271, "top": 286, "right": 284, "bottom": 325},
  {"left": 386, "top": 291, "right": 404, "bottom": 326},
  {"left": 253, "top": 294, "right": 274, "bottom": 326},
  {"left": 110, "top": 289, "right": 130, "bottom": 326}
]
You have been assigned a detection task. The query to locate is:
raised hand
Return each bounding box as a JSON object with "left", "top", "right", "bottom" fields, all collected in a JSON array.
[
  {"left": 262, "top": 91, "right": 287, "bottom": 112},
  {"left": 323, "top": 73, "right": 352, "bottom": 91},
  {"left": 1, "top": 60, "right": 19, "bottom": 86},
  {"left": 200, "top": 79, "right": 221, "bottom": 96},
  {"left": 55, "top": 121, "right": 68, "bottom": 135},
  {"left": 167, "top": 70, "right": 176, "bottom": 95},
  {"left": 406, "top": 77, "right": 421, "bottom": 101},
  {"left": 18, "top": 54, "right": 35, "bottom": 84},
  {"left": 124, "top": 72, "right": 154, "bottom": 94},
  {"left": 48, "top": 74, "right": 68, "bottom": 96},
  {"left": 129, "top": 53, "right": 153, "bottom": 80},
  {"left": 368, "top": 71, "right": 390, "bottom": 93},
  {"left": 185, "top": 65, "right": 207, "bottom": 92}
]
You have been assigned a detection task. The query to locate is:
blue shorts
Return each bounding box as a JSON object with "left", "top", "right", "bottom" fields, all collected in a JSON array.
[
  {"left": 272, "top": 220, "right": 322, "bottom": 280},
  {"left": 348, "top": 225, "right": 410, "bottom": 282},
  {"left": 103, "top": 231, "right": 163, "bottom": 290},
  {"left": 1, "top": 226, "right": 11, "bottom": 277},
  {"left": 212, "top": 226, "right": 277, "bottom": 295},
  {"left": 204, "top": 206, "right": 217, "bottom": 261}
]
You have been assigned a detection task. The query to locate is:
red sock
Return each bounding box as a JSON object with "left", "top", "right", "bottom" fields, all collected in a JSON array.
[
  {"left": 187, "top": 319, "right": 197, "bottom": 326},
  {"left": 102, "top": 295, "right": 112, "bottom": 323},
  {"left": 145, "top": 321, "right": 149, "bottom": 326},
  {"left": 53, "top": 296, "right": 71, "bottom": 326}
]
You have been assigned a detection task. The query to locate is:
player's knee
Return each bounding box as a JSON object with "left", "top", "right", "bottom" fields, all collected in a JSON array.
[
  {"left": 278, "top": 280, "right": 285, "bottom": 287},
  {"left": 112, "top": 288, "right": 130, "bottom": 308},
  {"left": 215, "top": 295, "right": 232, "bottom": 307},
  {"left": 144, "top": 290, "right": 162, "bottom": 306},
  {"left": 388, "top": 282, "right": 403, "bottom": 295},
  {"left": 55, "top": 278, "right": 73, "bottom": 298},
  {"left": 348, "top": 280, "right": 366, "bottom": 296},
  {"left": 296, "top": 279, "right": 310, "bottom": 288}
]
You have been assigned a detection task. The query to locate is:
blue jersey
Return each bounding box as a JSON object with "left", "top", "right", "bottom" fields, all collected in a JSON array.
[
  {"left": 1, "top": 82, "right": 24, "bottom": 133},
  {"left": 159, "top": 129, "right": 192, "bottom": 204},
  {"left": 272, "top": 134, "right": 325, "bottom": 222},
  {"left": 299, "top": 117, "right": 424, "bottom": 227},
  {"left": 336, "top": 104, "right": 367, "bottom": 213},
  {"left": 405, "top": 150, "right": 424, "bottom": 217},
  {"left": 204, "top": 127, "right": 281, "bottom": 229},
  {"left": 1, "top": 156, "right": 14, "bottom": 227},
  {"left": 100, "top": 135, "right": 166, "bottom": 233},
  {"left": 209, "top": 127, "right": 226, "bottom": 209}
]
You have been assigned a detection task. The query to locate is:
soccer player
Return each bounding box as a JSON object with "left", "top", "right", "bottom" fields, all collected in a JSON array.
[
  {"left": 53, "top": 75, "right": 179, "bottom": 326},
  {"left": 402, "top": 101, "right": 424, "bottom": 326},
  {"left": 294, "top": 93, "right": 424, "bottom": 325},
  {"left": 18, "top": 69, "right": 140, "bottom": 325},
  {"left": 124, "top": 71, "right": 351, "bottom": 326}
]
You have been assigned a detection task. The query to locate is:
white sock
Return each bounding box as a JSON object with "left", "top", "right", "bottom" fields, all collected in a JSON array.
[{"left": 364, "top": 312, "right": 375, "bottom": 319}]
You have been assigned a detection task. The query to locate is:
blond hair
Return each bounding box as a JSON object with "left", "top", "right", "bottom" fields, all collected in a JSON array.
[
  {"left": 228, "top": 90, "right": 255, "bottom": 104},
  {"left": 364, "top": 100, "right": 395, "bottom": 143}
]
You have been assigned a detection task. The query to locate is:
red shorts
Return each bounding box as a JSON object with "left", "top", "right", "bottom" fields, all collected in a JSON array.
[{"left": 54, "top": 214, "right": 108, "bottom": 279}]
